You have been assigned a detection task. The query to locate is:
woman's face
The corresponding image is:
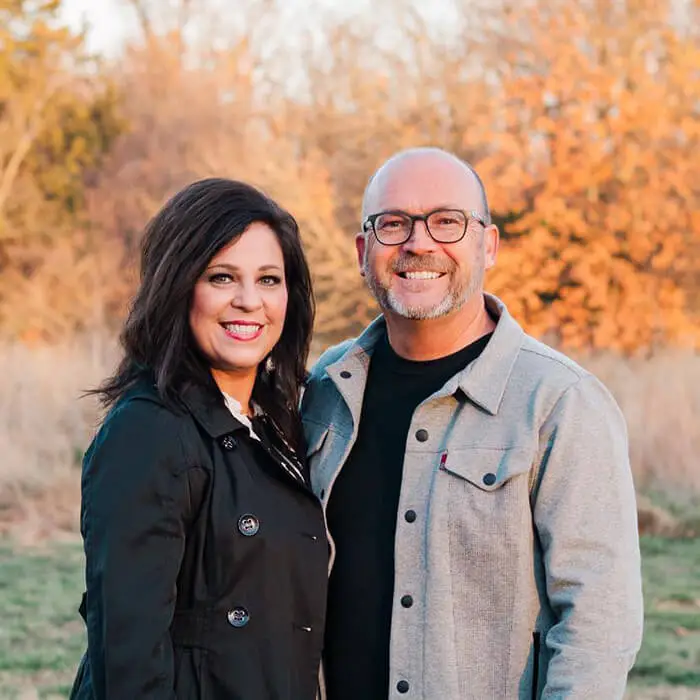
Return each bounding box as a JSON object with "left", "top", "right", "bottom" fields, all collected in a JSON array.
[{"left": 189, "top": 222, "right": 288, "bottom": 390}]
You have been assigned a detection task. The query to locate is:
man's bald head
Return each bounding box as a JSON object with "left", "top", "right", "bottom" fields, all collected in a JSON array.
[{"left": 361, "top": 148, "right": 491, "bottom": 226}]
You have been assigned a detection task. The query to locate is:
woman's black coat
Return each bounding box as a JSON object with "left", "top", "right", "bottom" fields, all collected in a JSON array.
[{"left": 70, "top": 379, "right": 328, "bottom": 700}]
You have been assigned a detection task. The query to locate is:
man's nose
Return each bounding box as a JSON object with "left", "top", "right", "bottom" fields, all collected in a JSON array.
[{"left": 402, "top": 218, "right": 438, "bottom": 255}]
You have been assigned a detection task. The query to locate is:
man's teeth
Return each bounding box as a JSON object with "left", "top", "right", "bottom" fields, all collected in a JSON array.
[
  {"left": 224, "top": 323, "right": 262, "bottom": 336},
  {"left": 402, "top": 271, "right": 442, "bottom": 280}
]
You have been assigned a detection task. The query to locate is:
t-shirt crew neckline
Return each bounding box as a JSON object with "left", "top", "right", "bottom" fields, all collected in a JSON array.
[{"left": 376, "top": 331, "right": 493, "bottom": 376}]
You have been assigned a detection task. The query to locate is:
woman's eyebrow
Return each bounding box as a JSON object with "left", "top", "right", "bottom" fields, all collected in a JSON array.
[{"left": 205, "top": 263, "right": 283, "bottom": 272}]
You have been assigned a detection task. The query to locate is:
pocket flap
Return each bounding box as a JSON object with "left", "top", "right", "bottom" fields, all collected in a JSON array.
[{"left": 442, "top": 446, "right": 532, "bottom": 492}]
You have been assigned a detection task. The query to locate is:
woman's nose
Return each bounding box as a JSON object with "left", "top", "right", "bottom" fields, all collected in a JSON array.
[{"left": 230, "top": 281, "right": 263, "bottom": 310}]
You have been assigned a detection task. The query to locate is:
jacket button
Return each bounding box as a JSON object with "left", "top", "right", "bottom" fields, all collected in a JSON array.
[
  {"left": 227, "top": 607, "right": 249, "bottom": 628},
  {"left": 397, "top": 680, "right": 410, "bottom": 693},
  {"left": 415, "top": 429, "right": 429, "bottom": 442},
  {"left": 404, "top": 510, "right": 417, "bottom": 523},
  {"left": 482, "top": 472, "right": 497, "bottom": 486},
  {"left": 221, "top": 435, "right": 237, "bottom": 450},
  {"left": 400, "top": 595, "right": 413, "bottom": 608},
  {"left": 238, "top": 514, "right": 260, "bottom": 537},
  {"left": 340, "top": 370, "right": 352, "bottom": 378}
]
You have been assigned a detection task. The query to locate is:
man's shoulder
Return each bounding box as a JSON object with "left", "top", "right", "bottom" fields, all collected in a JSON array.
[
  {"left": 501, "top": 332, "right": 624, "bottom": 432},
  {"left": 307, "top": 338, "right": 357, "bottom": 383},
  {"left": 513, "top": 333, "right": 593, "bottom": 394}
]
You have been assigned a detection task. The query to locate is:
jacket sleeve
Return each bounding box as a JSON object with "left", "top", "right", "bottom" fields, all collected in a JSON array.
[
  {"left": 533, "top": 374, "right": 643, "bottom": 699},
  {"left": 80, "top": 399, "right": 191, "bottom": 699}
]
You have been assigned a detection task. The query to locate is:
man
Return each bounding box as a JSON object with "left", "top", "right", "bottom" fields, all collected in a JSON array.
[{"left": 301, "top": 148, "right": 643, "bottom": 699}]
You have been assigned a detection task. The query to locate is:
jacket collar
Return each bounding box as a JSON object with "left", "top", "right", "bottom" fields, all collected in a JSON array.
[
  {"left": 179, "top": 382, "right": 247, "bottom": 438},
  {"left": 323, "top": 315, "right": 385, "bottom": 424},
  {"left": 324, "top": 293, "right": 524, "bottom": 416},
  {"left": 451, "top": 294, "right": 524, "bottom": 414}
]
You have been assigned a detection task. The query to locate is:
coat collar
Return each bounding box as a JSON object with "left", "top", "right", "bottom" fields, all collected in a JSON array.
[
  {"left": 178, "top": 382, "right": 247, "bottom": 438},
  {"left": 324, "top": 293, "right": 524, "bottom": 416},
  {"left": 180, "top": 382, "right": 309, "bottom": 487}
]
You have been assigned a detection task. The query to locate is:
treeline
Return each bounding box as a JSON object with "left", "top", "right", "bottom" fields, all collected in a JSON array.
[{"left": 1, "top": 0, "right": 699, "bottom": 351}]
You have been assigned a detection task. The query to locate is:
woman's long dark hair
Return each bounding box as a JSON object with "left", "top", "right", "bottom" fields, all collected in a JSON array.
[{"left": 94, "top": 178, "right": 314, "bottom": 452}]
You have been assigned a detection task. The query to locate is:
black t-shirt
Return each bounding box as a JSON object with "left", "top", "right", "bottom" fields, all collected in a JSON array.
[{"left": 323, "top": 330, "right": 492, "bottom": 700}]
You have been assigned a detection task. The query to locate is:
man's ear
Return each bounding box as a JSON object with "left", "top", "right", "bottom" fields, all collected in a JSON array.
[
  {"left": 355, "top": 232, "right": 367, "bottom": 276},
  {"left": 484, "top": 224, "right": 499, "bottom": 270}
]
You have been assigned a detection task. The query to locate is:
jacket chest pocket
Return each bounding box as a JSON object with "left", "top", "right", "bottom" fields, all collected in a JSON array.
[{"left": 439, "top": 446, "right": 534, "bottom": 522}]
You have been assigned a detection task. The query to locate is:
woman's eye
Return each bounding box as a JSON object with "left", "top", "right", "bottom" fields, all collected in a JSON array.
[
  {"left": 259, "top": 275, "right": 282, "bottom": 286},
  {"left": 209, "top": 273, "right": 233, "bottom": 284}
]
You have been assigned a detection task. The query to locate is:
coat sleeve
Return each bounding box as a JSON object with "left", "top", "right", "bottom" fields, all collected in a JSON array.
[
  {"left": 533, "top": 374, "right": 643, "bottom": 699},
  {"left": 80, "top": 399, "right": 192, "bottom": 699}
]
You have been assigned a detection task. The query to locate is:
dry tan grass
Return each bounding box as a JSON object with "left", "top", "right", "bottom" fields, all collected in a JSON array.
[
  {"left": 0, "top": 334, "right": 117, "bottom": 540},
  {"left": 580, "top": 351, "right": 700, "bottom": 505},
  {"left": 626, "top": 688, "right": 700, "bottom": 699},
  {"left": 0, "top": 336, "right": 697, "bottom": 539}
]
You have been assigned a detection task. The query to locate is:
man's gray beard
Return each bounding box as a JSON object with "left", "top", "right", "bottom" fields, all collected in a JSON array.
[{"left": 362, "top": 257, "right": 482, "bottom": 320}]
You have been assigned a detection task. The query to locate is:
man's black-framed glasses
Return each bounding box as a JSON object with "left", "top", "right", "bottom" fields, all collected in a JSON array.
[{"left": 362, "top": 208, "right": 486, "bottom": 246}]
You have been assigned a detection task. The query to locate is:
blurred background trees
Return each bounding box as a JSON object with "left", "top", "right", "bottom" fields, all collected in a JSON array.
[
  {"left": 0, "top": 0, "right": 124, "bottom": 340},
  {"left": 1, "top": 0, "right": 699, "bottom": 350}
]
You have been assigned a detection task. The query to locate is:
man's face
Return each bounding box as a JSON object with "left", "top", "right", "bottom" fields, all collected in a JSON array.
[{"left": 356, "top": 154, "right": 498, "bottom": 321}]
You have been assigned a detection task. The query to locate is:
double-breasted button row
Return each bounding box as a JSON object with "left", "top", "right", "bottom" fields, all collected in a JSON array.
[
  {"left": 227, "top": 607, "right": 310, "bottom": 632},
  {"left": 227, "top": 607, "right": 314, "bottom": 633},
  {"left": 237, "top": 513, "right": 323, "bottom": 545}
]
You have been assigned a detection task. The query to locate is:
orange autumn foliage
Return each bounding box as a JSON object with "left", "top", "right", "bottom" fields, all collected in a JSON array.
[
  {"left": 1, "top": 0, "right": 698, "bottom": 352},
  {"left": 478, "top": 0, "right": 700, "bottom": 351}
]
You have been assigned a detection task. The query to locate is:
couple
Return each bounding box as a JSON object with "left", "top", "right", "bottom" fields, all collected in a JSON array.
[{"left": 70, "top": 148, "right": 643, "bottom": 700}]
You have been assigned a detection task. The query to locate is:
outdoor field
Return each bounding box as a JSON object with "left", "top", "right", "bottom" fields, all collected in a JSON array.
[
  {"left": 2, "top": 0, "right": 700, "bottom": 697},
  {"left": 1, "top": 535, "right": 699, "bottom": 699}
]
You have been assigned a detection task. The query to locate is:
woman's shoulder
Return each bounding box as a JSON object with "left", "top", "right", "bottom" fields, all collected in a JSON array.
[
  {"left": 105, "top": 380, "right": 186, "bottom": 430},
  {"left": 87, "top": 379, "right": 204, "bottom": 472},
  {"left": 81, "top": 381, "right": 212, "bottom": 530}
]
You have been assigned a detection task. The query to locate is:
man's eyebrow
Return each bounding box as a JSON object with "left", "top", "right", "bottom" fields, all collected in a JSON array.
[{"left": 371, "top": 205, "right": 469, "bottom": 214}]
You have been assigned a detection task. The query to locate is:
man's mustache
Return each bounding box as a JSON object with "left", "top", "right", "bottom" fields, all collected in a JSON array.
[{"left": 391, "top": 255, "right": 453, "bottom": 275}]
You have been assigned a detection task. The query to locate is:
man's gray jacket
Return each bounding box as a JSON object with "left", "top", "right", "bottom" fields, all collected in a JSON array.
[{"left": 301, "top": 294, "right": 643, "bottom": 699}]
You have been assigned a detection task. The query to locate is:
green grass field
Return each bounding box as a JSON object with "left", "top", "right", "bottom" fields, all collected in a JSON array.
[{"left": 0, "top": 536, "right": 699, "bottom": 699}]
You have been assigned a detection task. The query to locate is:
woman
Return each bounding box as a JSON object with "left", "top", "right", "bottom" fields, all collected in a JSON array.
[{"left": 70, "top": 178, "right": 328, "bottom": 700}]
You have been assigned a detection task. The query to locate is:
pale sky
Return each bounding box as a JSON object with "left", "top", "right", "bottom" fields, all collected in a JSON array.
[
  {"left": 57, "top": 0, "right": 384, "bottom": 56},
  {"left": 59, "top": 0, "right": 137, "bottom": 55}
]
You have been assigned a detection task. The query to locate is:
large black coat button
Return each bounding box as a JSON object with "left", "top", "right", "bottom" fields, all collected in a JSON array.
[
  {"left": 340, "top": 370, "right": 352, "bottom": 379},
  {"left": 397, "top": 680, "right": 410, "bottom": 693},
  {"left": 238, "top": 514, "right": 260, "bottom": 537},
  {"left": 404, "top": 510, "right": 417, "bottom": 523},
  {"left": 483, "top": 472, "right": 497, "bottom": 486},
  {"left": 400, "top": 595, "right": 413, "bottom": 608},
  {"left": 227, "top": 607, "right": 249, "bottom": 628},
  {"left": 415, "top": 429, "right": 429, "bottom": 442},
  {"left": 221, "top": 435, "right": 237, "bottom": 450}
]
